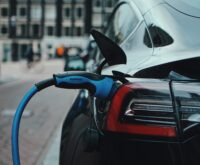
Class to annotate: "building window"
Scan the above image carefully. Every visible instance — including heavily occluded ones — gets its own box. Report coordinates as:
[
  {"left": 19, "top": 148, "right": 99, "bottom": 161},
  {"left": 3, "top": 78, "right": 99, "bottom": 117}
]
[
  {"left": 31, "top": 6, "right": 42, "bottom": 19},
  {"left": 45, "top": 6, "right": 56, "bottom": 20},
  {"left": 76, "top": 7, "right": 83, "bottom": 18},
  {"left": 47, "top": 26, "right": 54, "bottom": 36},
  {"left": 1, "top": 25, "right": 8, "bottom": 35},
  {"left": 20, "top": 24, "right": 26, "bottom": 36},
  {"left": 20, "top": 44, "right": 28, "bottom": 59},
  {"left": 107, "top": 0, "right": 113, "bottom": 8},
  {"left": 47, "top": 44, "right": 52, "bottom": 49},
  {"left": 64, "top": 7, "right": 71, "bottom": 18},
  {"left": 3, "top": 44, "right": 11, "bottom": 62},
  {"left": 32, "top": 24, "right": 40, "bottom": 37},
  {"left": 1, "top": 7, "right": 8, "bottom": 17},
  {"left": 95, "top": 0, "right": 101, "bottom": 7},
  {"left": 17, "top": 24, "right": 26, "bottom": 36},
  {"left": 105, "top": 13, "right": 111, "bottom": 21},
  {"left": 19, "top": 7, "right": 26, "bottom": 16},
  {"left": 64, "top": 27, "right": 70, "bottom": 36},
  {"left": 76, "top": 27, "right": 82, "bottom": 36}
]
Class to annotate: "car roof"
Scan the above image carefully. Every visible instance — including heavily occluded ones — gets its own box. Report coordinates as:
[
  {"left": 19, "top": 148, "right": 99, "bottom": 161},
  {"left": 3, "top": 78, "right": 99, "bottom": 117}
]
[
  {"left": 129, "top": 0, "right": 164, "bottom": 15},
  {"left": 129, "top": 0, "right": 200, "bottom": 17}
]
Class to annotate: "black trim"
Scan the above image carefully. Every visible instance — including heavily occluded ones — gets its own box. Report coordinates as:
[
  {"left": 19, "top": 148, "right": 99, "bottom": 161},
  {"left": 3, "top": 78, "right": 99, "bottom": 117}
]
[{"left": 35, "top": 78, "right": 55, "bottom": 91}]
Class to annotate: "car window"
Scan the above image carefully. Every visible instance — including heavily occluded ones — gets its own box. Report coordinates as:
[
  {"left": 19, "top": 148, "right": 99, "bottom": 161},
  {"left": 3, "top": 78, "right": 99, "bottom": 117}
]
[
  {"left": 106, "top": 3, "right": 140, "bottom": 44},
  {"left": 146, "top": 24, "right": 174, "bottom": 48}
]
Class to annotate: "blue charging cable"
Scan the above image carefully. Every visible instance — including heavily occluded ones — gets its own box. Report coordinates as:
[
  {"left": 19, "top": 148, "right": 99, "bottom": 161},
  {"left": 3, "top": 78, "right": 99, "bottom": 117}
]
[
  {"left": 12, "top": 72, "right": 118, "bottom": 165},
  {"left": 12, "top": 86, "right": 38, "bottom": 165},
  {"left": 12, "top": 78, "right": 55, "bottom": 165}
]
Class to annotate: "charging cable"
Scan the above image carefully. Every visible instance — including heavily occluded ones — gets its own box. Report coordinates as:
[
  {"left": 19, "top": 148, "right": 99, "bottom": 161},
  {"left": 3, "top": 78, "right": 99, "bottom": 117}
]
[
  {"left": 12, "top": 78, "right": 54, "bottom": 165},
  {"left": 12, "top": 72, "right": 117, "bottom": 165}
]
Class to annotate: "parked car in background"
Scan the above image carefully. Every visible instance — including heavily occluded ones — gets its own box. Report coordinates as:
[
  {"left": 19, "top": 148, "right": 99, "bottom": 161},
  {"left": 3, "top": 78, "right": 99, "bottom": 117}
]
[
  {"left": 80, "top": 40, "right": 98, "bottom": 71},
  {"left": 59, "top": 0, "right": 200, "bottom": 165},
  {"left": 64, "top": 47, "right": 85, "bottom": 71}
]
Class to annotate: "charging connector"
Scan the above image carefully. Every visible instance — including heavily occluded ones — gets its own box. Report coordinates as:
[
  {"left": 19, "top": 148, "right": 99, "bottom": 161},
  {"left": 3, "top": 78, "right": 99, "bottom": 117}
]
[{"left": 53, "top": 72, "right": 116, "bottom": 99}]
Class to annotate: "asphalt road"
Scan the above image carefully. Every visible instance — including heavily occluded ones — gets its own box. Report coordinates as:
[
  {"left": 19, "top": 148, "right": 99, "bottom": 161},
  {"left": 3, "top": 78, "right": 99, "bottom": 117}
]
[{"left": 0, "top": 60, "right": 78, "bottom": 165}]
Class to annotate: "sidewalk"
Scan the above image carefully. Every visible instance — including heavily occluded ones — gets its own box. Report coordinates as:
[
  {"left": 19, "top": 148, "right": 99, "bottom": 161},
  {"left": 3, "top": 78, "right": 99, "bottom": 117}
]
[
  {"left": 0, "top": 59, "right": 65, "bottom": 81},
  {"left": 0, "top": 76, "right": 16, "bottom": 85},
  {"left": 38, "top": 125, "right": 62, "bottom": 165}
]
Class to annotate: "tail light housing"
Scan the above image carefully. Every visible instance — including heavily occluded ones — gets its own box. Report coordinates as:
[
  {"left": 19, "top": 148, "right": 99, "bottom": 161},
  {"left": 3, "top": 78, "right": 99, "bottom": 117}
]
[{"left": 103, "top": 80, "right": 200, "bottom": 141}]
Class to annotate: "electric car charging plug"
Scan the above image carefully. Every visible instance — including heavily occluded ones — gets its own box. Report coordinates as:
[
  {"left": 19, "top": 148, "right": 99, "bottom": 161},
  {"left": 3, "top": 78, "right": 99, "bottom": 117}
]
[
  {"left": 53, "top": 71, "right": 117, "bottom": 99},
  {"left": 12, "top": 71, "right": 119, "bottom": 165}
]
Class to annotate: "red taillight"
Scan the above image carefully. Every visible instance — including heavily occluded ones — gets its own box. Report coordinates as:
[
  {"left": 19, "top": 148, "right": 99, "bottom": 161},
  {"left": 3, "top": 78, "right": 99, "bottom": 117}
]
[{"left": 104, "top": 83, "right": 177, "bottom": 137}]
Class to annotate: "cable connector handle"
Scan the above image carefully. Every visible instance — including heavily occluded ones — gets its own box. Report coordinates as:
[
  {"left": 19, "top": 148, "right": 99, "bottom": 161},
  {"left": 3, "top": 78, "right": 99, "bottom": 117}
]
[{"left": 53, "top": 71, "right": 115, "bottom": 99}]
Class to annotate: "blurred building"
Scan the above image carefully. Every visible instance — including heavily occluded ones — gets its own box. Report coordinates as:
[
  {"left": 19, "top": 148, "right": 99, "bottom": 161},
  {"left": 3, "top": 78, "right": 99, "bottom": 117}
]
[{"left": 0, "top": 0, "right": 118, "bottom": 61}]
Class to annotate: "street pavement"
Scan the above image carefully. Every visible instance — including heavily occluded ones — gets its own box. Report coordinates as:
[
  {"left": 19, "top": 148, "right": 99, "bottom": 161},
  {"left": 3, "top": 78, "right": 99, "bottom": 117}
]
[{"left": 0, "top": 60, "right": 78, "bottom": 165}]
